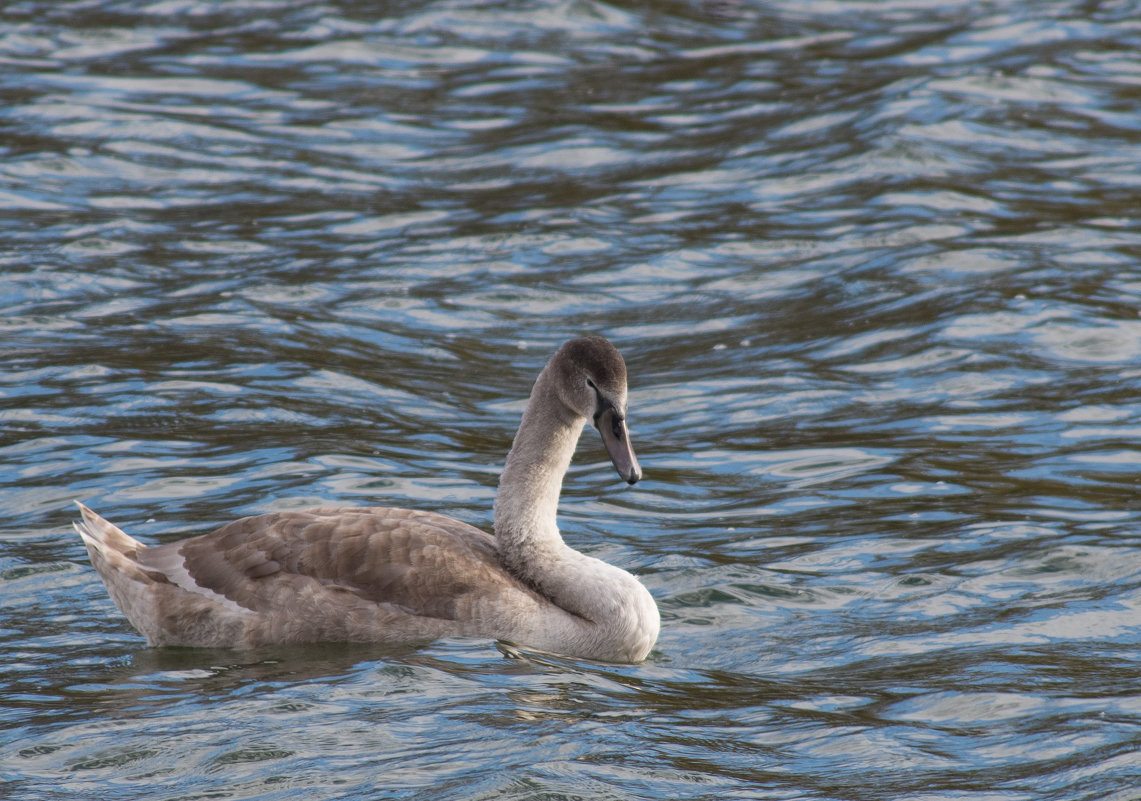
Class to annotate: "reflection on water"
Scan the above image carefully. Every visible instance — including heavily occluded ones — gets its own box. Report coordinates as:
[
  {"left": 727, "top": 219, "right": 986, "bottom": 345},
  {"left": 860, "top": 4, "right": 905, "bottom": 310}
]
[{"left": 4, "top": 0, "right": 1141, "bottom": 799}]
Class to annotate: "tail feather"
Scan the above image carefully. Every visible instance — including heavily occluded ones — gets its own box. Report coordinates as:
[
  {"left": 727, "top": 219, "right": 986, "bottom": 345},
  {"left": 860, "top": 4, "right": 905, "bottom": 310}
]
[
  {"left": 74, "top": 501, "right": 161, "bottom": 643},
  {"left": 74, "top": 501, "right": 144, "bottom": 558},
  {"left": 74, "top": 501, "right": 154, "bottom": 584}
]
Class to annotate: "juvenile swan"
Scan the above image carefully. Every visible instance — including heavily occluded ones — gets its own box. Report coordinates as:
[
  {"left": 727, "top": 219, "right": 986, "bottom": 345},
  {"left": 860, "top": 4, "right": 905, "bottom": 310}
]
[{"left": 75, "top": 337, "right": 659, "bottom": 663}]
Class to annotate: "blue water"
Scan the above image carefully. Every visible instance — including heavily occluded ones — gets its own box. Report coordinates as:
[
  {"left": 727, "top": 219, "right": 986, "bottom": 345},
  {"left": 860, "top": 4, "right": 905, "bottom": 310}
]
[{"left": 4, "top": 1, "right": 1141, "bottom": 798}]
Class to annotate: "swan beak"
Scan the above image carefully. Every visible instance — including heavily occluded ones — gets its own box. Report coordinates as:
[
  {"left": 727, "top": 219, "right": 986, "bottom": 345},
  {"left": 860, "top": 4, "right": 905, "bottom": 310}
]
[{"left": 596, "top": 407, "right": 642, "bottom": 485}]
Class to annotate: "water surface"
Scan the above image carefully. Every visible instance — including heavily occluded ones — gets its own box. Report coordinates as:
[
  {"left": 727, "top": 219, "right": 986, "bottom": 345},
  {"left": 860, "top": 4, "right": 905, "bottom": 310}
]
[{"left": 3, "top": 1, "right": 1141, "bottom": 799}]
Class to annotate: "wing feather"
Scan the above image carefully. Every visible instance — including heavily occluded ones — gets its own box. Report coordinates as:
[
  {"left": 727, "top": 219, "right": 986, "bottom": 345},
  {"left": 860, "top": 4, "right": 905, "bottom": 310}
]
[{"left": 139, "top": 506, "right": 541, "bottom": 625}]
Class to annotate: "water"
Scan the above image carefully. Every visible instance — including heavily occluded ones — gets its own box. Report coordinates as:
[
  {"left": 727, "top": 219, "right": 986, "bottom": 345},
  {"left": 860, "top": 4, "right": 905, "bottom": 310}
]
[{"left": 3, "top": 0, "right": 1141, "bottom": 798}]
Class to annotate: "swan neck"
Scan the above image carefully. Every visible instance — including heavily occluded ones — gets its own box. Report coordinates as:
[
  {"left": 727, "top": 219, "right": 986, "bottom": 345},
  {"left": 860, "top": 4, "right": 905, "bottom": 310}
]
[
  {"left": 494, "top": 367, "right": 583, "bottom": 568},
  {"left": 491, "top": 347, "right": 660, "bottom": 661}
]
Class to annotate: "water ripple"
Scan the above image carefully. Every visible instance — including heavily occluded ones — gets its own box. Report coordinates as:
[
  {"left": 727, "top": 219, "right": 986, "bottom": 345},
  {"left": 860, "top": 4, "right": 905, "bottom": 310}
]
[{"left": 3, "top": 0, "right": 1141, "bottom": 799}]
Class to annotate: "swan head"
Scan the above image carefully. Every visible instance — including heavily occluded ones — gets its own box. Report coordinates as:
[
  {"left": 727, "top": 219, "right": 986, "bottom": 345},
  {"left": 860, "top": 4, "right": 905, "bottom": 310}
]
[{"left": 553, "top": 337, "right": 642, "bottom": 485}]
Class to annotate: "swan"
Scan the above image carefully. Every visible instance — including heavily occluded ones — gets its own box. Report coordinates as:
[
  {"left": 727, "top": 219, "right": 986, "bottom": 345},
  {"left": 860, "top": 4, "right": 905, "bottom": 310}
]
[{"left": 74, "top": 336, "right": 659, "bottom": 663}]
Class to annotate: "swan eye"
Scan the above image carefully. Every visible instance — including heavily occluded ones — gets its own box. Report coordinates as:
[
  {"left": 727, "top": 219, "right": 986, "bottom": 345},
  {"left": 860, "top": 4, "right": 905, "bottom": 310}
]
[
  {"left": 587, "top": 378, "right": 602, "bottom": 408},
  {"left": 611, "top": 415, "right": 624, "bottom": 439}
]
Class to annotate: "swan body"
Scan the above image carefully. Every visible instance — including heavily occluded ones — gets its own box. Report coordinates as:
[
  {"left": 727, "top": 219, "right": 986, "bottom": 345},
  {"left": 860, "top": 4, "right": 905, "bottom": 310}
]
[{"left": 75, "top": 337, "right": 659, "bottom": 663}]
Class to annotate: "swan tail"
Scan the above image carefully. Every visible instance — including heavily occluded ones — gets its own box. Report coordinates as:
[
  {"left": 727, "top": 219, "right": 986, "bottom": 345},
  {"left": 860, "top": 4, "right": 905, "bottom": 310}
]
[{"left": 74, "top": 502, "right": 162, "bottom": 643}]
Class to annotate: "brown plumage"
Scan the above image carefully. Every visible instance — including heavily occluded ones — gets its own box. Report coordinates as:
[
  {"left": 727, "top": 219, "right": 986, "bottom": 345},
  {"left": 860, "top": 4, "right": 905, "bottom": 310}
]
[{"left": 75, "top": 337, "right": 660, "bottom": 663}]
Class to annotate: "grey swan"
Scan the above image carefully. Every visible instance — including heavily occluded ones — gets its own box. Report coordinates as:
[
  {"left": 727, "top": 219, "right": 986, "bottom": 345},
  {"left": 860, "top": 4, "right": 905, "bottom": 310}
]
[{"left": 75, "top": 337, "right": 659, "bottom": 663}]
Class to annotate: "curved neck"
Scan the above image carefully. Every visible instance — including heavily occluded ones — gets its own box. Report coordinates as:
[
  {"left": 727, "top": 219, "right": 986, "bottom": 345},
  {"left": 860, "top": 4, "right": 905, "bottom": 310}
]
[
  {"left": 490, "top": 352, "right": 660, "bottom": 661},
  {"left": 493, "top": 366, "right": 584, "bottom": 576}
]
